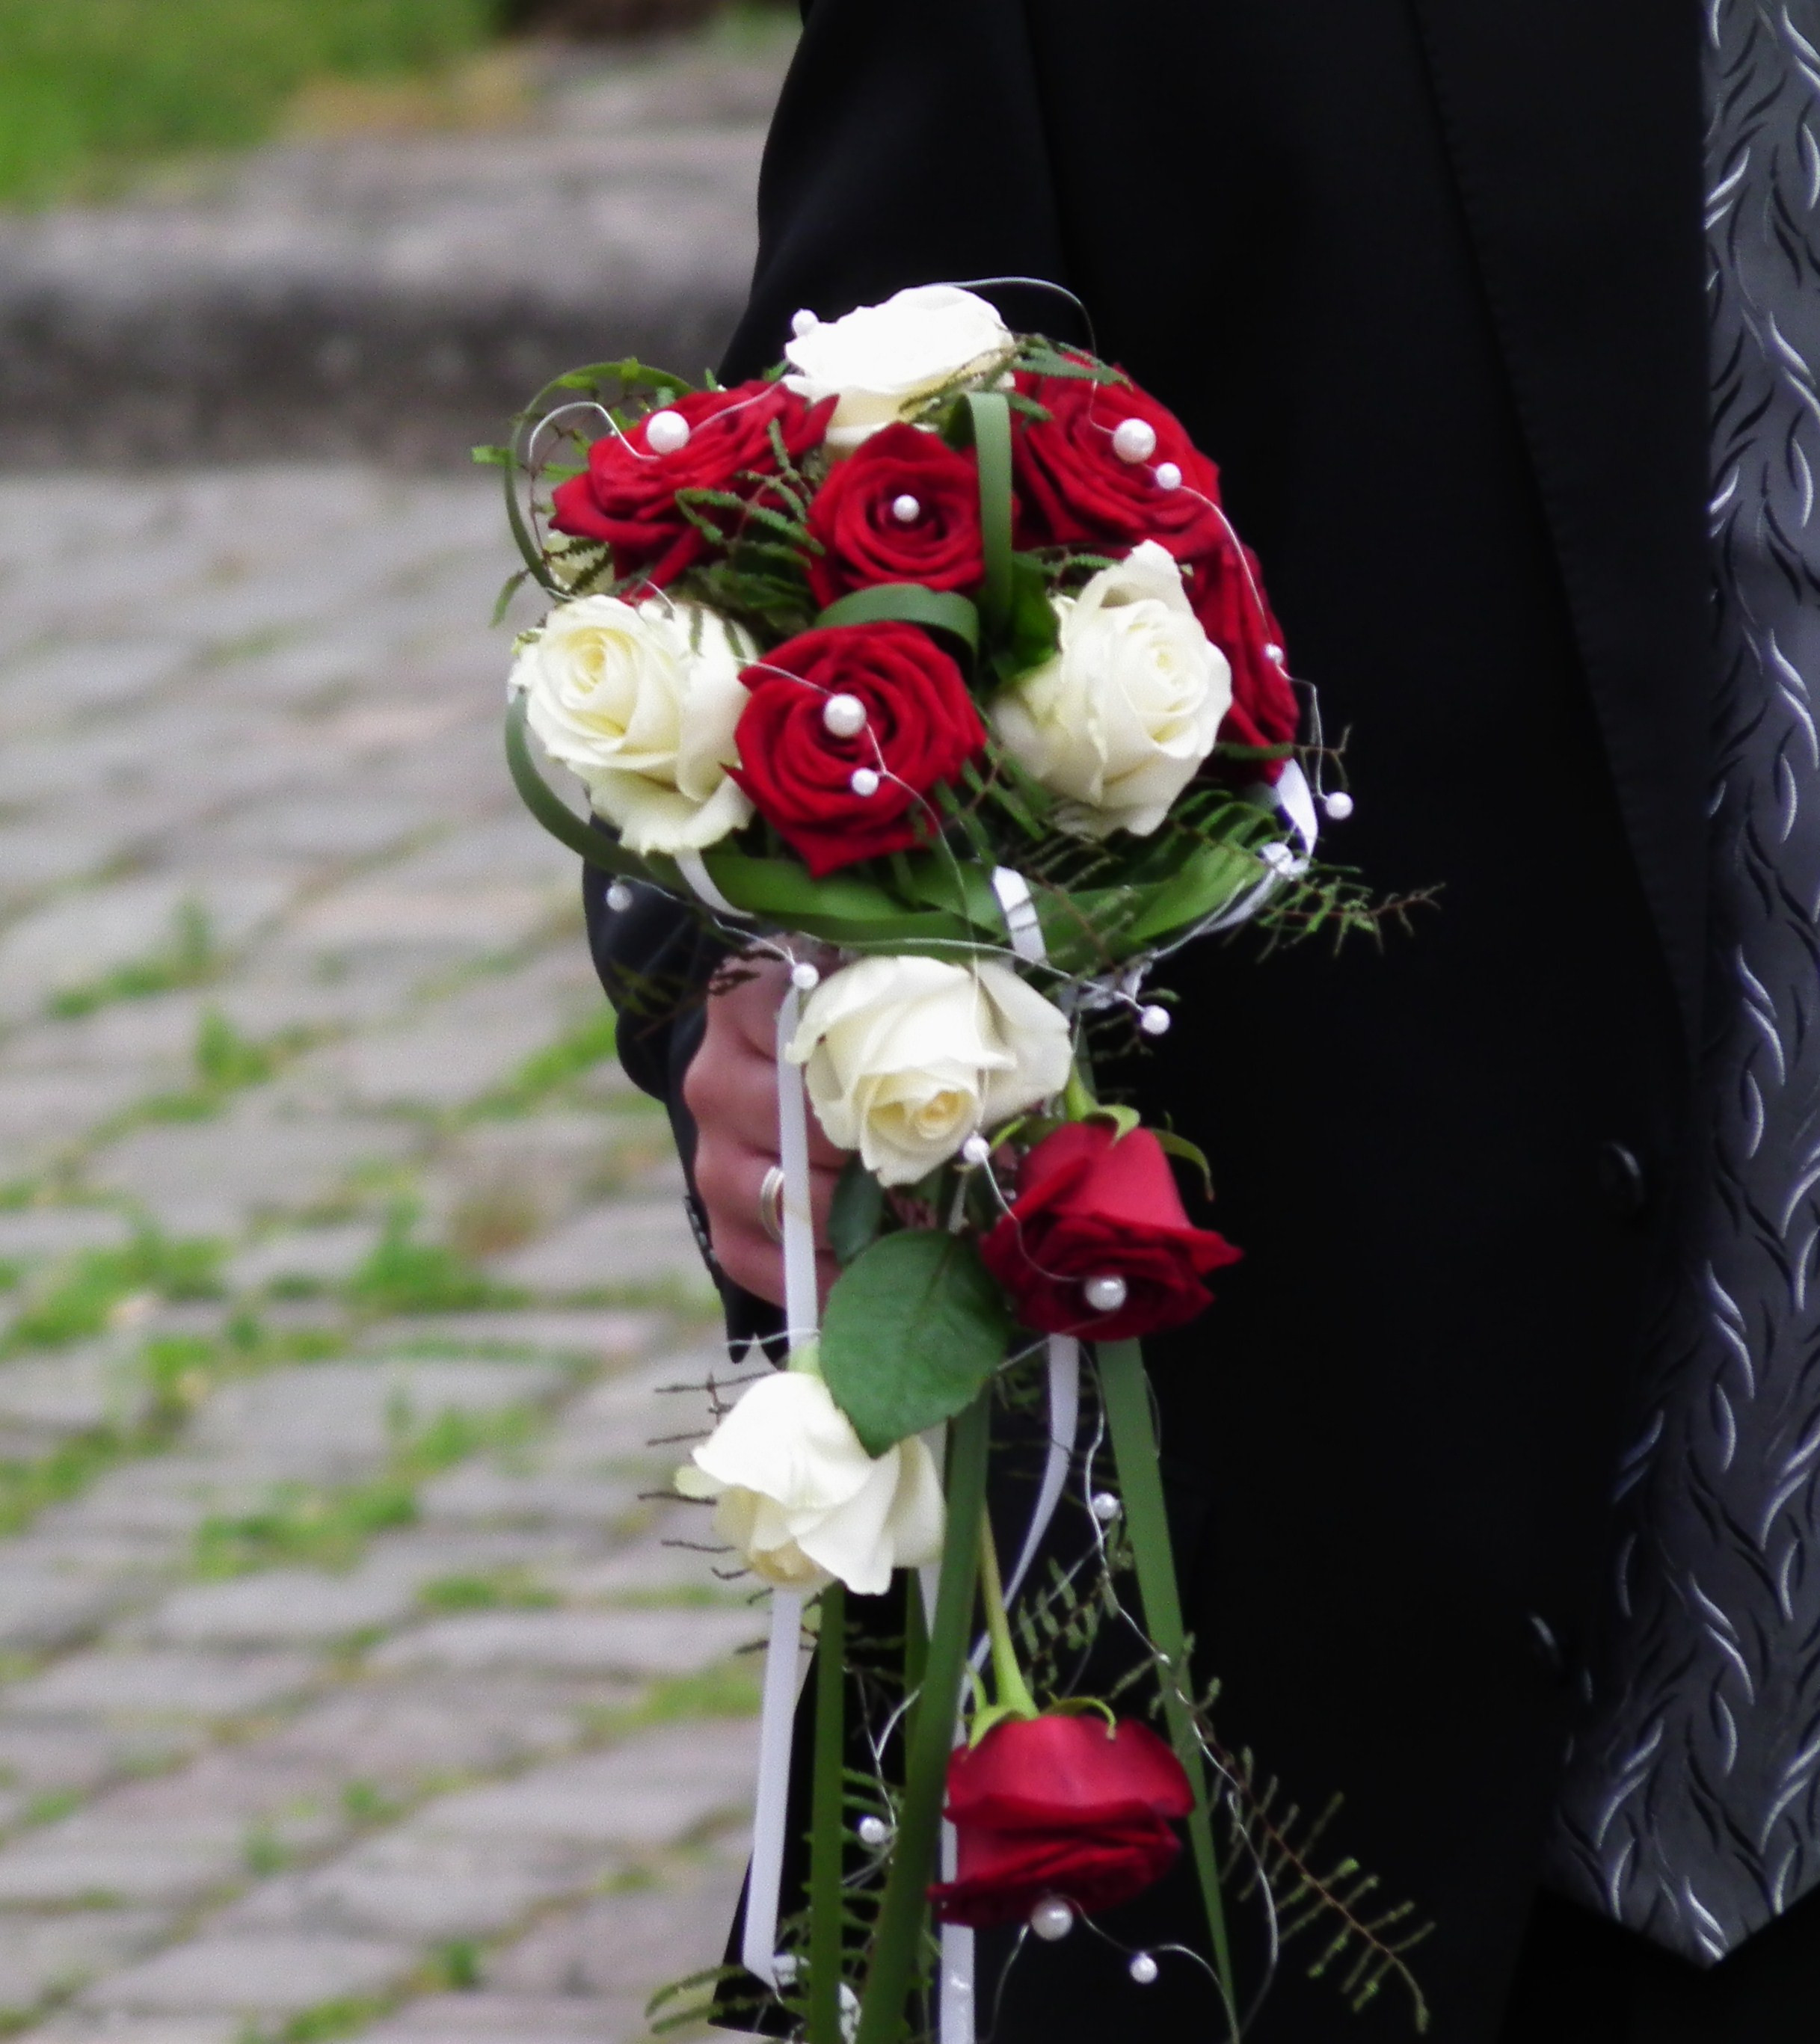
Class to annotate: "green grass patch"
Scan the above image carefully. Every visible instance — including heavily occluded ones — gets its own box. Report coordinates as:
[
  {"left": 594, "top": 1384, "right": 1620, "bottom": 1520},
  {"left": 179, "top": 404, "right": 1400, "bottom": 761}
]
[
  {"left": 581, "top": 1658, "right": 763, "bottom": 1743},
  {"left": 46, "top": 902, "right": 219, "bottom": 1020},
  {"left": 271, "top": 1995, "right": 392, "bottom": 2044},
  {"left": 137, "top": 1008, "right": 313, "bottom": 1124},
  {"left": 474, "top": 1005, "right": 618, "bottom": 1115},
  {"left": 193, "top": 1401, "right": 539, "bottom": 1577},
  {"left": 2, "top": 1232, "right": 222, "bottom": 1354},
  {"left": 0, "top": 0, "right": 500, "bottom": 209},
  {"left": 418, "top": 1567, "right": 559, "bottom": 1613},
  {"left": 344, "top": 1204, "right": 525, "bottom": 1317}
]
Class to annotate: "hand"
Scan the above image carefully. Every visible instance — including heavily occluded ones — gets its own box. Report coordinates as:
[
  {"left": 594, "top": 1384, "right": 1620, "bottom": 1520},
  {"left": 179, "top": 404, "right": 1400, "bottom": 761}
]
[{"left": 682, "top": 957, "right": 849, "bottom": 1309}]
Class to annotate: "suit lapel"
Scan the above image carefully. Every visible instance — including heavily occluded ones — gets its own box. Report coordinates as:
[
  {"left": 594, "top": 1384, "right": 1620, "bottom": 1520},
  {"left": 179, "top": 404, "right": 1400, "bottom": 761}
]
[{"left": 1407, "top": 0, "right": 1710, "bottom": 1046}]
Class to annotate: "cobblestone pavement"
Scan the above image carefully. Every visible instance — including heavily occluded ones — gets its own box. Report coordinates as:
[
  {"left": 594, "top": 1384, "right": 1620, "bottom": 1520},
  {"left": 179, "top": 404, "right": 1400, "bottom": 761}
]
[{"left": 0, "top": 468, "right": 757, "bottom": 2043}]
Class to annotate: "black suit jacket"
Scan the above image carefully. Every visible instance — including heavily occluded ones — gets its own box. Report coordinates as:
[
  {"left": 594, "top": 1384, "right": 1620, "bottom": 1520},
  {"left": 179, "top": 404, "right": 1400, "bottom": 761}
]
[{"left": 585, "top": 2, "right": 1709, "bottom": 2037}]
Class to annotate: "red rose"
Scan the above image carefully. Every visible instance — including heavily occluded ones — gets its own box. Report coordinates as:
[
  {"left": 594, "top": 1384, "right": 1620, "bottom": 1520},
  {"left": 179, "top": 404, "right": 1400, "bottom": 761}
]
[
  {"left": 730, "top": 623, "right": 986, "bottom": 876},
  {"left": 550, "top": 381, "right": 832, "bottom": 589},
  {"left": 1186, "top": 532, "right": 1300, "bottom": 780},
  {"left": 805, "top": 422, "right": 984, "bottom": 610},
  {"left": 980, "top": 1121, "right": 1241, "bottom": 1340},
  {"left": 1012, "top": 369, "right": 1225, "bottom": 563},
  {"left": 929, "top": 1714, "right": 1194, "bottom": 1928}
]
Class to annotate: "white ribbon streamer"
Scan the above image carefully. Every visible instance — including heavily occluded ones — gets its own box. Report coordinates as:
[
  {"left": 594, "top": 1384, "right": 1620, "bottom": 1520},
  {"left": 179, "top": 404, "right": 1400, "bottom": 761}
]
[
  {"left": 741, "top": 979, "right": 821, "bottom": 1991},
  {"left": 989, "top": 866, "right": 1048, "bottom": 964},
  {"left": 1002, "top": 1335, "right": 1081, "bottom": 1609},
  {"left": 743, "top": 1584, "right": 805, "bottom": 1990}
]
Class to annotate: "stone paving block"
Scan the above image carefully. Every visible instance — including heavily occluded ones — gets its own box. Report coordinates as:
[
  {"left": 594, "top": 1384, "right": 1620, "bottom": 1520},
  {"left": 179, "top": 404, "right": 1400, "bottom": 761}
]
[
  {"left": 186, "top": 1358, "right": 566, "bottom": 1477},
  {"left": 368, "top": 1608, "right": 759, "bottom": 1681},
  {"left": 0, "top": 878, "right": 292, "bottom": 1025},
  {"left": 143, "top": 1572, "right": 417, "bottom": 1649},
  {"left": 0, "top": 1817, "right": 245, "bottom": 1908},
  {"left": 485, "top": 1859, "right": 746, "bottom": 2001},
  {"left": 4, "top": 1649, "right": 316, "bottom": 1721},
  {"left": 488, "top": 1202, "right": 710, "bottom": 1302},
  {"left": 259, "top": 1674, "right": 595, "bottom": 1788},
  {"left": 411, "top": 1721, "right": 760, "bottom": 1853},
  {"left": 276, "top": 885, "right": 558, "bottom": 962},
  {"left": 218, "top": 1831, "right": 600, "bottom": 1944},
  {"left": 0, "top": 1074, "right": 153, "bottom": 1163},
  {"left": 0, "top": 1912, "right": 173, "bottom": 2013},
  {"left": 0, "top": 1211, "right": 132, "bottom": 1263},
  {"left": 85, "top": 1109, "right": 418, "bottom": 1237},
  {"left": 412, "top": 1465, "right": 640, "bottom": 1533},
  {"left": 360, "top": 1993, "right": 627, "bottom": 2044},
  {"left": 0, "top": 1723, "right": 147, "bottom": 1797},
  {"left": 559, "top": 1358, "right": 725, "bottom": 1465},
  {"left": 223, "top": 1225, "right": 379, "bottom": 1294},
  {"left": 24, "top": 2017, "right": 244, "bottom": 2044},
  {"left": 81, "top": 1932, "right": 416, "bottom": 2017},
  {"left": 0, "top": 1575, "right": 132, "bottom": 1655},
  {"left": 354, "top": 1311, "right": 659, "bottom": 1364},
  {"left": 0, "top": 1350, "right": 152, "bottom": 1441}
]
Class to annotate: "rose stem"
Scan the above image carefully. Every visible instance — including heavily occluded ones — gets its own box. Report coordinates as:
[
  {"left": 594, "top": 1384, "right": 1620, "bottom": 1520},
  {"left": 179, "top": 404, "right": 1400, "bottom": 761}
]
[
  {"left": 977, "top": 1516, "right": 1039, "bottom": 1723},
  {"left": 854, "top": 1391, "right": 990, "bottom": 2044},
  {"left": 808, "top": 1580, "right": 846, "bottom": 2044},
  {"left": 1061, "top": 1058, "right": 1098, "bottom": 1123},
  {"left": 1098, "top": 1339, "right": 1238, "bottom": 2026}
]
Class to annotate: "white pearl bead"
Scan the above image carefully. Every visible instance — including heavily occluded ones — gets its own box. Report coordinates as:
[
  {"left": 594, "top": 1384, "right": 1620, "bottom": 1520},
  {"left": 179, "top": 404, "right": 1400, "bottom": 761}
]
[
  {"left": 791, "top": 308, "right": 821, "bottom": 336},
  {"left": 822, "top": 693, "right": 867, "bottom": 739},
  {"left": 1263, "top": 642, "right": 1285, "bottom": 664},
  {"left": 1029, "top": 1897, "right": 1075, "bottom": 1942},
  {"left": 1091, "top": 1492, "right": 1122, "bottom": 1523},
  {"left": 1083, "top": 1274, "right": 1128, "bottom": 1314},
  {"left": 849, "top": 768, "right": 881, "bottom": 798},
  {"left": 604, "top": 881, "right": 634, "bottom": 912},
  {"left": 891, "top": 493, "right": 922, "bottom": 524},
  {"left": 857, "top": 1815, "right": 890, "bottom": 1847},
  {"left": 1128, "top": 1953, "right": 1160, "bottom": 1986},
  {"left": 1323, "top": 789, "right": 1354, "bottom": 821},
  {"left": 790, "top": 961, "right": 821, "bottom": 991},
  {"left": 1138, "top": 1005, "right": 1171, "bottom": 1036},
  {"left": 961, "top": 1134, "right": 992, "bottom": 1166},
  {"left": 1111, "top": 417, "right": 1159, "bottom": 464},
  {"left": 1152, "top": 461, "right": 1183, "bottom": 491},
  {"left": 644, "top": 409, "right": 690, "bottom": 455}
]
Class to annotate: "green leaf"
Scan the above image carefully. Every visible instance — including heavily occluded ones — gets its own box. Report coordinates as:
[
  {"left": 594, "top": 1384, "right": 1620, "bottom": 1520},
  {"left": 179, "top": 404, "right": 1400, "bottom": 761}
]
[
  {"left": 470, "top": 443, "right": 510, "bottom": 468},
  {"left": 828, "top": 1159, "right": 886, "bottom": 1267},
  {"left": 988, "top": 552, "right": 1062, "bottom": 686},
  {"left": 820, "top": 1233, "right": 1012, "bottom": 1456},
  {"left": 1152, "top": 1127, "right": 1214, "bottom": 1199}
]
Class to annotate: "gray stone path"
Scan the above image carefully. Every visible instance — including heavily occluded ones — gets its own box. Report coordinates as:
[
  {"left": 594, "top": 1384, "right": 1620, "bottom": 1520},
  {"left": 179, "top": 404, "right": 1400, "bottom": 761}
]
[{"left": 0, "top": 467, "right": 757, "bottom": 2042}]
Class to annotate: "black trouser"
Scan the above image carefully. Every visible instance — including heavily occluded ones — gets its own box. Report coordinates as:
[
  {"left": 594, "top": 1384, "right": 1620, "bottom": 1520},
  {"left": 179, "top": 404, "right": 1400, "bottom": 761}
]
[{"left": 1499, "top": 1888, "right": 1820, "bottom": 2043}]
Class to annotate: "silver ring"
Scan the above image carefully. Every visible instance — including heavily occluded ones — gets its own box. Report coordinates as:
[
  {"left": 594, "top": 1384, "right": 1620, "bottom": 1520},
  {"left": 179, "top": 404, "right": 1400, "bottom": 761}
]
[{"left": 758, "top": 1165, "right": 787, "bottom": 1246}]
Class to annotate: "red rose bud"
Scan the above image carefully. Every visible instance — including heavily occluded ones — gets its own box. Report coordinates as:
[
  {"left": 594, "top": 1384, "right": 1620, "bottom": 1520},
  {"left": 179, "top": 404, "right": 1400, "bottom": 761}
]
[
  {"left": 731, "top": 623, "right": 986, "bottom": 877},
  {"left": 1012, "top": 369, "right": 1226, "bottom": 564},
  {"left": 1185, "top": 531, "right": 1299, "bottom": 783},
  {"left": 805, "top": 421, "right": 985, "bottom": 611},
  {"left": 980, "top": 1121, "right": 1241, "bottom": 1340},
  {"left": 929, "top": 1714, "right": 1195, "bottom": 1929},
  {"left": 550, "top": 381, "right": 832, "bottom": 589}
]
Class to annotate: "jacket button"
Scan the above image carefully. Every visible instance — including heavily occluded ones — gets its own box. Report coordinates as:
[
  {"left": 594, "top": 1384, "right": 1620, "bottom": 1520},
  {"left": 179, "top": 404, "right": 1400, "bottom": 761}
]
[{"left": 1596, "top": 1141, "right": 1647, "bottom": 1219}]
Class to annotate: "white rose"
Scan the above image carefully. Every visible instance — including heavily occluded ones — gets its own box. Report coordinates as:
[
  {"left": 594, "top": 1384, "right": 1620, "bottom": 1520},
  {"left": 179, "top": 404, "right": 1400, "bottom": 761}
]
[
  {"left": 510, "top": 595, "right": 754, "bottom": 857},
  {"left": 786, "top": 955, "right": 1073, "bottom": 1186},
  {"left": 783, "top": 285, "right": 1013, "bottom": 451},
  {"left": 674, "top": 1369, "right": 944, "bottom": 1595},
  {"left": 989, "top": 541, "right": 1233, "bottom": 838}
]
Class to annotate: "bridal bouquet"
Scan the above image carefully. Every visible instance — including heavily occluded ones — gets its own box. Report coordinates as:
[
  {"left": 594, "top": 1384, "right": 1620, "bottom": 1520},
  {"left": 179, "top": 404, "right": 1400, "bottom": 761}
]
[{"left": 485, "top": 286, "right": 1424, "bottom": 2042}]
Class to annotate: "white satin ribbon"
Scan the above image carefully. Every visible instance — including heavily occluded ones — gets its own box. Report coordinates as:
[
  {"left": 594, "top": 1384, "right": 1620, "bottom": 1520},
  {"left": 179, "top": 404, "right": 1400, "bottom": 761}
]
[
  {"left": 989, "top": 867, "right": 1047, "bottom": 964},
  {"left": 1002, "top": 1335, "right": 1080, "bottom": 1609},
  {"left": 742, "top": 979, "right": 820, "bottom": 1991}
]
